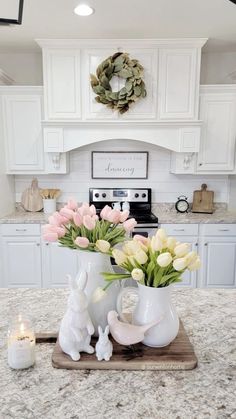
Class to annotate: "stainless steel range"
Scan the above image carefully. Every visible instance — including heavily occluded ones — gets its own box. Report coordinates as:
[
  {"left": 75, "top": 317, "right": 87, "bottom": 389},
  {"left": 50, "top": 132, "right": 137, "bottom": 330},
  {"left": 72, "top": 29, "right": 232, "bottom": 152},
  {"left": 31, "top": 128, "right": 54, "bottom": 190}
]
[{"left": 89, "top": 188, "right": 159, "bottom": 237}]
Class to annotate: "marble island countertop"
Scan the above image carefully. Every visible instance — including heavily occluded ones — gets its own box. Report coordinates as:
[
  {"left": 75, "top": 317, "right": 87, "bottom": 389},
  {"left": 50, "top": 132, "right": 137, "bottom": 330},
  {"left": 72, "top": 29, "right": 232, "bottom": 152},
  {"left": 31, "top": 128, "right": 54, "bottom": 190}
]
[
  {"left": 1, "top": 203, "right": 236, "bottom": 225},
  {"left": 0, "top": 288, "right": 235, "bottom": 419}
]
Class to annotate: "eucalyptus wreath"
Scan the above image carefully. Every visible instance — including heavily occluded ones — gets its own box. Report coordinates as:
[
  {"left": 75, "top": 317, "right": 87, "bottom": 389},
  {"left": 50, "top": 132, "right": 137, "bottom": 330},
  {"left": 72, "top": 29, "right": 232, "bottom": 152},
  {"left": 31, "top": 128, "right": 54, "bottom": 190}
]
[{"left": 90, "top": 52, "right": 147, "bottom": 114}]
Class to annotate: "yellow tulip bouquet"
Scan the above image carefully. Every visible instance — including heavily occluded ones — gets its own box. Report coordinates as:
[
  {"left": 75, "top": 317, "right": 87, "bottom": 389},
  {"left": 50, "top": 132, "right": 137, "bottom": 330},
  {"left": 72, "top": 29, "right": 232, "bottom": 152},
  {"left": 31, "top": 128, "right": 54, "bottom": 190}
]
[{"left": 103, "top": 228, "right": 201, "bottom": 288}]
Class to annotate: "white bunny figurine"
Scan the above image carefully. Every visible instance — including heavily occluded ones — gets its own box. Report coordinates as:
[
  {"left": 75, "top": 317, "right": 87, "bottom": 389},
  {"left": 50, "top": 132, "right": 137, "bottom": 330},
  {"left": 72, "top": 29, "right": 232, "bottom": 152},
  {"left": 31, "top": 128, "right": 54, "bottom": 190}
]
[
  {"left": 59, "top": 271, "right": 95, "bottom": 361},
  {"left": 95, "top": 325, "right": 113, "bottom": 361}
]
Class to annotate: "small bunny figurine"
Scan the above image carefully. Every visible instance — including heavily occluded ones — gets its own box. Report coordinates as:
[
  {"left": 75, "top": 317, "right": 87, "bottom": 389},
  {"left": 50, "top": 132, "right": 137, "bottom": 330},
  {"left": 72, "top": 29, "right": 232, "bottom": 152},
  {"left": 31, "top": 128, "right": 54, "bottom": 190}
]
[
  {"left": 95, "top": 325, "right": 113, "bottom": 361},
  {"left": 59, "top": 271, "right": 95, "bottom": 361}
]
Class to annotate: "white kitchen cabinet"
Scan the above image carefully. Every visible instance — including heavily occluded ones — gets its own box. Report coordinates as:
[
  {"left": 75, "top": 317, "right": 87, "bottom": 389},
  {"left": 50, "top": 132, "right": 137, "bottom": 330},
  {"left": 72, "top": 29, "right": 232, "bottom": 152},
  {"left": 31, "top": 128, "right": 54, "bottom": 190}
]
[
  {"left": 200, "top": 237, "right": 236, "bottom": 288},
  {"left": 1, "top": 236, "right": 42, "bottom": 288},
  {"left": 42, "top": 242, "right": 78, "bottom": 287},
  {"left": 158, "top": 47, "right": 201, "bottom": 120},
  {"left": 197, "top": 86, "right": 236, "bottom": 172},
  {"left": 199, "top": 224, "right": 236, "bottom": 287},
  {"left": 2, "top": 89, "right": 44, "bottom": 173},
  {"left": 42, "top": 48, "right": 81, "bottom": 120}
]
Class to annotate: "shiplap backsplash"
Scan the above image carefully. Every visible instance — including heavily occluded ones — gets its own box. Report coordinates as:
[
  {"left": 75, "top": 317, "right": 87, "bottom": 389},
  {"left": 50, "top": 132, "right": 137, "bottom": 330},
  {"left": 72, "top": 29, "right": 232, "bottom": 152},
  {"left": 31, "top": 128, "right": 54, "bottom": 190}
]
[{"left": 15, "top": 140, "right": 229, "bottom": 203}]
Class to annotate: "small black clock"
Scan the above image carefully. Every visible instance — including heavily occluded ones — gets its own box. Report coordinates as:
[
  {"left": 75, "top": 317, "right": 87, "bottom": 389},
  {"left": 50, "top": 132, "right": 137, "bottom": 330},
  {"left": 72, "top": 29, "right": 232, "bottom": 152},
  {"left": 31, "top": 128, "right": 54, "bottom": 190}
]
[{"left": 175, "top": 195, "right": 189, "bottom": 213}]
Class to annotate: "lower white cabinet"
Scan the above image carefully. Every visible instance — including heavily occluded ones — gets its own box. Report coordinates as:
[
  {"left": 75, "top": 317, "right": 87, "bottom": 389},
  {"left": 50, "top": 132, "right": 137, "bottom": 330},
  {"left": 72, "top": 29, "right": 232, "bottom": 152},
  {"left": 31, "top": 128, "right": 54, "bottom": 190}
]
[
  {"left": 42, "top": 242, "right": 78, "bottom": 287},
  {"left": 1, "top": 222, "right": 236, "bottom": 288},
  {"left": 1, "top": 236, "right": 42, "bottom": 288}
]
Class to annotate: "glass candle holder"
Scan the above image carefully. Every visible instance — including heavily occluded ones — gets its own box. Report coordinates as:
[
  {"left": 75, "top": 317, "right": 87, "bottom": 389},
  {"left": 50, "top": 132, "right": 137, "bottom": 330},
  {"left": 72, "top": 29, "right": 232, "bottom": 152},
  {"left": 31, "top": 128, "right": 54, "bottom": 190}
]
[{"left": 8, "top": 315, "right": 35, "bottom": 369}]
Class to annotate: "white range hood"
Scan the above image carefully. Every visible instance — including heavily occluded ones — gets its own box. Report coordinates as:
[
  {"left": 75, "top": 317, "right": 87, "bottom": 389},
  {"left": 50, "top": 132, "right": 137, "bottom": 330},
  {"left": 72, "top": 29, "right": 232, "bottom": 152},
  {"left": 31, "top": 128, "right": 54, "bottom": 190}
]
[{"left": 36, "top": 38, "right": 207, "bottom": 160}]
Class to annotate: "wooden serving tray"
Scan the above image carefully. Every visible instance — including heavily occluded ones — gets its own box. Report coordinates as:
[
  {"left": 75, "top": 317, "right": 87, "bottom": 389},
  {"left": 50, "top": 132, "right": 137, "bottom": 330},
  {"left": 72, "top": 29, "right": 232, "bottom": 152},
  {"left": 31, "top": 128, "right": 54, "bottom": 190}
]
[{"left": 51, "top": 321, "right": 197, "bottom": 371}]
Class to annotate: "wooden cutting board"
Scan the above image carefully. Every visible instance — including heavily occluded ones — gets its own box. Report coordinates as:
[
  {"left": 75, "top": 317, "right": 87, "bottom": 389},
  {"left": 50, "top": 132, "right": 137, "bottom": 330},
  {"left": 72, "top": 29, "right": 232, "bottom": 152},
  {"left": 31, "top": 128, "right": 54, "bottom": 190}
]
[
  {"left": 51, "top": 321, "right": 197, "bottom": 371},
  {"left": 192, "top": 184, "right": 214, "bottom": 214}
]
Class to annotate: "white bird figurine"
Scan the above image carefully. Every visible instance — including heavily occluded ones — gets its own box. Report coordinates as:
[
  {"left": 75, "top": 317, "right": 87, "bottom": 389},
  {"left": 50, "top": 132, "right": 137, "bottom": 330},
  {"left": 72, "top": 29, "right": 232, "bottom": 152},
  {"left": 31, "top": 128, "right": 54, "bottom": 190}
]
[{"left": 107, "top": 310, "right": 162, "bottom": 346}]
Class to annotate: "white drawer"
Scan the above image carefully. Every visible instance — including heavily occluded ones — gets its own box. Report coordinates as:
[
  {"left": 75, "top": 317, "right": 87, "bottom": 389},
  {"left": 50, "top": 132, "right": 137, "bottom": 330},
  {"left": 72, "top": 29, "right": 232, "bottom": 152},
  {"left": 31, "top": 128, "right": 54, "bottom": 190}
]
[
  {"left": 1, "top": 223, "right": 41, "bottom": 236},
  {"left": 200, "top": 224, "right": 236, "bottom": 236},
  {"left": 161, "top": 224, "right": 199, "bottom": 236}
]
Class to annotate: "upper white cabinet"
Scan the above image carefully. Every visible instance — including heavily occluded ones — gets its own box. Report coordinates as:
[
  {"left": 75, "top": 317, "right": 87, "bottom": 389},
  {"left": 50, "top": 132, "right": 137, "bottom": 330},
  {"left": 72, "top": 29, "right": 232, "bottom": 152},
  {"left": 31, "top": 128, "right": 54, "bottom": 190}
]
[
  {"left": 42, "top": 48, "right": 81, "bottom": 120},
  {"left": 2, "top": 87, "right": 44, "bottom": 173},
  {"left": 158, "top": 47, "right": 201, "bottom": 120},
  {"left": 197, "top": 86, "right": 236, "bottom": 172},
  {"left": 37, "top": 39, "right": 206, "bottom": 123}
]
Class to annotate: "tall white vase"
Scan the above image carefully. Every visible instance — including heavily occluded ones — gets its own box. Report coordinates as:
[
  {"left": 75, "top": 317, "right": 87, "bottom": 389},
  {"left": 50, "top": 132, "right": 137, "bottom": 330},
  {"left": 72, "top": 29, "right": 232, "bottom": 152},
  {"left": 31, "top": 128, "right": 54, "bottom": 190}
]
[
  {"left": 77, "top": 250, "right": 120, "bottom": 335},
  {"left": 117, "top": 283, "right": 179, "bottom": 347}
]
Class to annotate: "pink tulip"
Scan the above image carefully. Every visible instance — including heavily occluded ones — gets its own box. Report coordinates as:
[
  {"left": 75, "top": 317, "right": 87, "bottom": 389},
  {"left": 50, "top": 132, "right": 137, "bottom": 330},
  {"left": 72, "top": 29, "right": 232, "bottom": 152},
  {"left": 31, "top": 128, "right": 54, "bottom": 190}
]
[
  {"left": 48, "top": 212, "right": 68, "bottom": 226},
  {"left": 74, "top": 236, "right": 90, "bottom": 248},
  {"left": 83, "top": 215, "right": 96, "bottom": 230},
  {"left": 123, "top": 218, "right": 137, "bottom": 232},
  {"left": 42, "top": 224, "right": 56, "bottom": 233},
  {"left": 73, "top": 212, "right": 83, "bottom": 227},
  {"left": 92, "top": 214, "right": 99, "bottom": 221},
  {"left": 108, "top": 209, "right": 121, "bottom": 224},
  {"left": 55, "top": 226, "right": 66, "bottom": 238},
  {"left": 100, "top": 205, "right": 112, "bottom": 220},
  {"left": 89, "top": 204, "right": 96, "bottom": 216},
  {"left": 66, "top": 199, "right": 78, "bottom": 211},
  {"left": 78, "top": 203, "right": 91, "bottom": 217},
  {"left": 120, "top": 210, "right": 129, "bottom": 223},
  {"left": 43, "top": 232, "right": 58, "bottom": 242},
  {"left": 59, "top": 207, "right": 74, "bottom": 220},
  {"left": 133, "top": 234, "right": 149, "bottom": 245}
]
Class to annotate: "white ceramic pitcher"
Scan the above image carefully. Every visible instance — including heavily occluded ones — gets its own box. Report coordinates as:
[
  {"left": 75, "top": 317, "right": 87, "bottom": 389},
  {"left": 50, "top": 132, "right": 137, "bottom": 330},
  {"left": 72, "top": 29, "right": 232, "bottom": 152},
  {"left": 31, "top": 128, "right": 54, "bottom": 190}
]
[{"left": 116, "top": 283, "right": 179, "bottom": 347}]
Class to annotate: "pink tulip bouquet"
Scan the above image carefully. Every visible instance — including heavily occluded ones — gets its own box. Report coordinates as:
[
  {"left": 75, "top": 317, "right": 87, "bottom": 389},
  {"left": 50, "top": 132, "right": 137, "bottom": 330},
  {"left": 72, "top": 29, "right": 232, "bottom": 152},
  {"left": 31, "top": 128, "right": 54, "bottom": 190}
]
[
  {"left": 42, "top": 199, "right": 137, "bottom": 253},
  {"left": 102, "top": 228, "right": 201, "bottom": 288}
]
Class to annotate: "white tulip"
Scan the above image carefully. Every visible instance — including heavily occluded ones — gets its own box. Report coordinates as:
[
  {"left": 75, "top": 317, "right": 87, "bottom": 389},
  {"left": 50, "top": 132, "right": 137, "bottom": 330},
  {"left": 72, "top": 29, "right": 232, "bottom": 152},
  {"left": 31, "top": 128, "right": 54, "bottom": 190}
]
[
  {"left": 151, "top": 235, "right": 163, "bottom": 252},
  {"left": 173, "top": 257, "right": 188, "bottom": 271},
  {"left": 157, "top": 252, "right": 173, "bottom": 268},
  {"left": 123, "top": 240, "right": 141, "bottom": 256},
  {"left": 96, "top": 239, "right": 111, "bottom": 253},
  {"left": 188, "top": 257, "right": 201, "bottom": 271},
  {"left": 92, "top": 287, "right": 107, "bottom": 303},
  {"left": 166, "top": 237, "right": 177, "bottom": 251},
  {"left": 185, "top": 251, "right": 198, "bottom": 266},
  {"left": 112, "top": 249, "right": 127, "bottom": 265},
  {"left": 174, "top": 243, "right": 191, "bottom": 258},
  {"left": 134, "top": 250, "right": 148, "bottom": 264},
  {"left": 156, "top": 228, "right": 167, "bottom": 241},
  {"left": 131, "top": 268, "right": 145, "bottom": 282}
]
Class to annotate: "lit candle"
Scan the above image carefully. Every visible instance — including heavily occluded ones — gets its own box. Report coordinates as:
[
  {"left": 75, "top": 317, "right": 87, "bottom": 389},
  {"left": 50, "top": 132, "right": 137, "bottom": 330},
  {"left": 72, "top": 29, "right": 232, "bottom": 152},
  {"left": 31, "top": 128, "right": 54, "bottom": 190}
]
[{"left": 8, "top": 315, "right": 35, "bottom": 369}]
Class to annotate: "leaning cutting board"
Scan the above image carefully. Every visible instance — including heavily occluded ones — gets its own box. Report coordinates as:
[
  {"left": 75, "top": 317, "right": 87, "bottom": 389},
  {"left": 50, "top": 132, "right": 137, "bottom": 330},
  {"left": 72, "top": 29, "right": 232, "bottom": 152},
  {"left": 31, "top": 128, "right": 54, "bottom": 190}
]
[
  {"left": 21, "top": 178, "right": 43, "bottom": 212},
  {"left": 192, "top": 184, "right": 214, "bottom": 214}
]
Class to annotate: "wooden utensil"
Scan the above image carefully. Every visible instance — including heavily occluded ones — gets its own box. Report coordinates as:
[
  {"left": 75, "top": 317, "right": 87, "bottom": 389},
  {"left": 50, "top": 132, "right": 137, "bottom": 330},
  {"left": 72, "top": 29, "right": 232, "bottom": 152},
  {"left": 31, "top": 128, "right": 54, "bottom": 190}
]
[{"left": 192, "top": 184, "right": 214, "bottom": 214}]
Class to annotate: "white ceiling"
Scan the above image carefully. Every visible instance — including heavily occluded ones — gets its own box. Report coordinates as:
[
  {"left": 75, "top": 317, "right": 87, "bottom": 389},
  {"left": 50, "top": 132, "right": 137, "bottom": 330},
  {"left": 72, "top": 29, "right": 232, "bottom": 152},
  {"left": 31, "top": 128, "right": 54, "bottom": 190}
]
[{"left": 0, "top": 0, "right": 236, "bottom": 52}]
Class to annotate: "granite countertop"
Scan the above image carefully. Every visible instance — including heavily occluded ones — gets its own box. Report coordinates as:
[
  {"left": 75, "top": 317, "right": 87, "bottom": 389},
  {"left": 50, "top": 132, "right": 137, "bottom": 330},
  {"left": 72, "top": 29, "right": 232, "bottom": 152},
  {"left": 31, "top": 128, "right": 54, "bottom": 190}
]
[
  {"left": 0, "top": 288, "right": 235, "bottom": 419},
  {"left": 1, "top": 203, "right": 236, "bottom": 225}
]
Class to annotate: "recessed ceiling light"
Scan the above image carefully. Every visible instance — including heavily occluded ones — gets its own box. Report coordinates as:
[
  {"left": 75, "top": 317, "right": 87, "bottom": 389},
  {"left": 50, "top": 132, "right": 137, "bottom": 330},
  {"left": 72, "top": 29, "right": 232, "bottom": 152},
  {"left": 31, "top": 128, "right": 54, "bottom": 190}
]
[{"left": 74, "top": 4, "right": 94, "bottom": 16}]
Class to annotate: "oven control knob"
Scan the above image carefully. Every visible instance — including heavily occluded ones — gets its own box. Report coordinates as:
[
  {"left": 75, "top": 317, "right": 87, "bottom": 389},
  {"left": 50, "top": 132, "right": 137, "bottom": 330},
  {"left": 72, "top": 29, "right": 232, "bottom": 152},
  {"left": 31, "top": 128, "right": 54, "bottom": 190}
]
[
  {"left": 142, "top": 193, "right": 146, "bottom": 198},
  {"left": 135, "top": 193, "right": 139, "bottom": 198},
  {"left": 102, "top": 193, "right": 106, "bottom": 198},
  {"left": 95, "top": 193, "right": 99, "bottom": 198}
]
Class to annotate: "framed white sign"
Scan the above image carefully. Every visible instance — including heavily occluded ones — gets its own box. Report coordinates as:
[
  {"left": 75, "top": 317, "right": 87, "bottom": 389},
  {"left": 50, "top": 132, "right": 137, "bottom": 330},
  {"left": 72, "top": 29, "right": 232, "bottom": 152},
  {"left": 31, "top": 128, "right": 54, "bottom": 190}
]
[{"left": 92, "top": 151, "right": 148, "bottom": 179}]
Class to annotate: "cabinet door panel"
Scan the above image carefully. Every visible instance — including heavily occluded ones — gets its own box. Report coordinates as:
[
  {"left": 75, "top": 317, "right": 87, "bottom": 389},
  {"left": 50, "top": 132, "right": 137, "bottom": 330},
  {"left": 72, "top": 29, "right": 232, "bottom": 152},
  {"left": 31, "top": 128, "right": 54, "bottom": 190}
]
[
  {"left": 83, "top": 48, "right": 158, "bottom": 120},
  {"left": 197, "top": 93, "right": 236, "bottom": 171},
  {"left": 42, "top": 242, "right": 78, "bottom": 287},
  {"left": 3, "top": 95, "right": 44, "bottom": 172},
  {"left": 44, "top": 49, "right": 81, "bottom": 119},
  {"left": 158, "top": 48, "right": 199, "bottom": 119},
  {"left": 202, "top": 240, "right": 236, "bottom": 287},
  {"left": 2, "top": 237, "right": 41, "bottom": 287}
]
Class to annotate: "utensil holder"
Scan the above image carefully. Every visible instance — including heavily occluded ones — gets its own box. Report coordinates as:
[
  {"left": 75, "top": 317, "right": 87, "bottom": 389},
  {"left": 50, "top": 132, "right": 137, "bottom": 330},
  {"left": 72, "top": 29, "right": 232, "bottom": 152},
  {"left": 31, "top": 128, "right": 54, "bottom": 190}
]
[{"left": 43, "top": 199, "right": 56, "bottom": 214}]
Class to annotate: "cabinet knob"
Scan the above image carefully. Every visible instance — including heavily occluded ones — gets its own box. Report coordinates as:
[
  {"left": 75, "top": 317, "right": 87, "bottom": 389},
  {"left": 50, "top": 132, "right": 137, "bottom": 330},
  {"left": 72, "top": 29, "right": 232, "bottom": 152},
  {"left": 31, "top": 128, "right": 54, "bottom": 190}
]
[
  {"left": 195, "top": 243, "right": 198, "bottom": 247},
  {"left": 204, "top": 242, "right": 208, "bottom": 246},
  {"left": 198, "top": 163, "right": 203, "bottom": 166},
  {"left": 36, "top": 243, "right": 40, "bottom": 246},
  {"left": 45, "top": 242, "right": 49, "bottom": 246}
]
